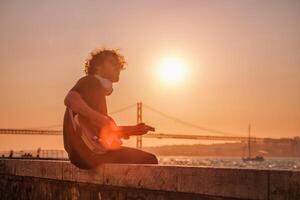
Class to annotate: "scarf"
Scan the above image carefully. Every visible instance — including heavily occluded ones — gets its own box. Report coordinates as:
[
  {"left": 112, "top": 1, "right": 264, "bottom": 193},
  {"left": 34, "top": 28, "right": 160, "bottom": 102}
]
[{"left": 93, "top": 74, "right": 113, "bottom": 96}]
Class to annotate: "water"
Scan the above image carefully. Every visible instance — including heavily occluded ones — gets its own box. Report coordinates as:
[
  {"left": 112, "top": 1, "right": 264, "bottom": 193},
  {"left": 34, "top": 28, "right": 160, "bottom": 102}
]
[
  {"left": 158, "top": 156, "right": 300, "bottom": 170},
  {"left": 1, "top": 150, "right": 299, "bottom": 171}
]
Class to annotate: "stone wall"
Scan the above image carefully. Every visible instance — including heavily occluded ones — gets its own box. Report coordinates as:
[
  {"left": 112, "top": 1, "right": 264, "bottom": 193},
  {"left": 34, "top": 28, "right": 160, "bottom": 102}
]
[{"left": 0, "top": 159, "right": 299, "bottom": 200}]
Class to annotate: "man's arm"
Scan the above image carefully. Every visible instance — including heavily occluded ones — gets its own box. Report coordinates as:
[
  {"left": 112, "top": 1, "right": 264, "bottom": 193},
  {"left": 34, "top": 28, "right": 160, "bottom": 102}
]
[
  {"left": 107, "top": 116, "right": 154, "bottom": 138},
  {"left": 64, "top": 90, "right": 110, "bottom": 128}
]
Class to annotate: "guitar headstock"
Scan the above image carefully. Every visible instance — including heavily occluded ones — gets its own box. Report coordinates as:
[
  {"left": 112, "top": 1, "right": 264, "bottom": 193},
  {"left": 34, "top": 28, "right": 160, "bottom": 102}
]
[{"left": 145, "top": 125, "right": 155, "bottom": 132}]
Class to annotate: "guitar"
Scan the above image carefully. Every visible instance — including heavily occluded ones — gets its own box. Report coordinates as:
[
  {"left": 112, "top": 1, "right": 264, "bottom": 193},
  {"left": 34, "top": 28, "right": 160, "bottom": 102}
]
[{"left": 71, "top": 111, "right": 155, "bottom": 153}]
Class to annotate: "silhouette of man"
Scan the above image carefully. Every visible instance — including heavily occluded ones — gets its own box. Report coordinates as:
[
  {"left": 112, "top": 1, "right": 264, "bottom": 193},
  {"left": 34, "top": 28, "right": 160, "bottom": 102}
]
[{"left": 63, "top": 48, "right": 158, "bottom": 169}]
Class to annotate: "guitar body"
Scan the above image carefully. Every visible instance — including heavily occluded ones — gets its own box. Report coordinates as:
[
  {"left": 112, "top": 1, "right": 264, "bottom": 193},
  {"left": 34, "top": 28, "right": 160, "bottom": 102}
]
[
  {"left": 64, "top": 112, "right": 108, "bottom": 168},
  {"left": 74, "top": 114, "right": 108, "bottom": 154}
]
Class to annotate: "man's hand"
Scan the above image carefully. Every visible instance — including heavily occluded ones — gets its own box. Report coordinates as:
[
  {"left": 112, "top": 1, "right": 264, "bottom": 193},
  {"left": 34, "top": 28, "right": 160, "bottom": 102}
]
[{"left": 134, "top": 123, "right": 155, "bottom": 136}]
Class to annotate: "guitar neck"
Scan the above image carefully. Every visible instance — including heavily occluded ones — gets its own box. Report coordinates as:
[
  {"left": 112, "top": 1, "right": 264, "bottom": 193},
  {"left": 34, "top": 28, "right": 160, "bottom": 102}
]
[{"left": 113, "top": 126, "right": 137, "bottom": 138}]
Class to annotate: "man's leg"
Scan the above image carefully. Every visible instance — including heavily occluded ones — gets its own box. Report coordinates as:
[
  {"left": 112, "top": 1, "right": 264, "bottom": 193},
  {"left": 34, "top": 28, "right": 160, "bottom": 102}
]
[
  {"left": 68, "top": 147, "right": 92, "bottom": 169},
  {"left": 94, "top": 146, "right": 158, "bottom": 165}
]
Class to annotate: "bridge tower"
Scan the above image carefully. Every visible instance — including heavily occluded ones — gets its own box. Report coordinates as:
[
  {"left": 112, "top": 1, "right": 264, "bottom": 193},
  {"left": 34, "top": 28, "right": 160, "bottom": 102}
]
[{"left": 136, "top": 102, "right": 143, "bottom": 148}]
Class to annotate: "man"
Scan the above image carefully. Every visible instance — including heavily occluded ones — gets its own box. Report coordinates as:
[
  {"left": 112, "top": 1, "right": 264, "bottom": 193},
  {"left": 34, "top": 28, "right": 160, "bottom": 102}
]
[{"left": 63, "top": 48, "right": 158, "bottom": 169}]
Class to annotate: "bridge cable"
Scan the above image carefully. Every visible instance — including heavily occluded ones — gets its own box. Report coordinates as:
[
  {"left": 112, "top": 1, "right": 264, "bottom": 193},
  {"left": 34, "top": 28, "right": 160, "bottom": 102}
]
[
  {"left": 21, "top": 103, "right": 137, "bottom": 130},
  {"left": 108, "top": 103, "right": 136, "bottom": 115},
  {"left": 143, "top": 104, "right": 238, "bottom": 136}
]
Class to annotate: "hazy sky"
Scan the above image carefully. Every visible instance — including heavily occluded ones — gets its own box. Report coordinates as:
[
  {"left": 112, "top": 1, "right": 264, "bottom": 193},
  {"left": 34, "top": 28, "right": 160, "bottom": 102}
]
[{"left": 0, "top": 0, "right": 299, "bottom": 150}]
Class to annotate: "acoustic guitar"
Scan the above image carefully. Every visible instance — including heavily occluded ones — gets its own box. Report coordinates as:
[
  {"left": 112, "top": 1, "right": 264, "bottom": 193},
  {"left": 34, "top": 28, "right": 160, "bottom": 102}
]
[{"left": 69, "top": 108, "right": 155, "bottom": 153}]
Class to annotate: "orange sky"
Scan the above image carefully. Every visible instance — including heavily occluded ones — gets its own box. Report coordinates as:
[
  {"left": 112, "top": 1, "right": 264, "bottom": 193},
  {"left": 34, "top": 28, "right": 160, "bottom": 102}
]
[{"left": 0, "top": 0, "right": 299, "bottom": 150}]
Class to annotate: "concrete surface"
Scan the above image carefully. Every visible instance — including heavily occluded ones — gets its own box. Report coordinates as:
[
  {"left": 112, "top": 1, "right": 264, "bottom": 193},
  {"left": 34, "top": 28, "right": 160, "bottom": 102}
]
[{"left": 0, "top": 159, "right": 299, "bottom": 200}]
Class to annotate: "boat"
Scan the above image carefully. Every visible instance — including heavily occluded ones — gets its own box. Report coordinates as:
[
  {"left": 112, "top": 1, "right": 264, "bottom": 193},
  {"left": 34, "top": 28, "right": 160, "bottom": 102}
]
[
  {"left": 242, "top": 124, "right": 265, "bottom": 162},
  {"left": 242, "top": 155, "right": 264, "bottom": 162}
]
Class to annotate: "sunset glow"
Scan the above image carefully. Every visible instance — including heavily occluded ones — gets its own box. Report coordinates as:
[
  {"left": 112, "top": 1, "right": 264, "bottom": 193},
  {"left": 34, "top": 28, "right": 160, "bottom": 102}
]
[{"left": 0, "top": 0, "right": 299, "bottom": 151}]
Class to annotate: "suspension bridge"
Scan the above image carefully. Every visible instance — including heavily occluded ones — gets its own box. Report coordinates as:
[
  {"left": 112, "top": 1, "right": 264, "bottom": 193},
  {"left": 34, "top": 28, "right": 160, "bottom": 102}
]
[{"left": 0, "top": 102, "right": 271, "bottom": 148}]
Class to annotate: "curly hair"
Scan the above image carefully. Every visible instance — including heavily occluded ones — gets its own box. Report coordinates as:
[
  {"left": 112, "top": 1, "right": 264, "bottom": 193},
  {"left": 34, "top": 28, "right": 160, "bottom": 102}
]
[{"left": 84, "top": 48, "right": 126, "bottom": 75}]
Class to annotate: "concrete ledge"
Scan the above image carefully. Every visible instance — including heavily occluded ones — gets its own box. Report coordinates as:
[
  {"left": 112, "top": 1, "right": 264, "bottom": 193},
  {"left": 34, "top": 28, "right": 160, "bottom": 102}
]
[{"left": 0, "top": 159, "right": 300, "bottom": 200}]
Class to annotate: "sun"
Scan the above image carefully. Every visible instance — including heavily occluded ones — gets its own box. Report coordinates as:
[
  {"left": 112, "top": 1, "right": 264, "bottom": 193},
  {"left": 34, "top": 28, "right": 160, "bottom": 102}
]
[{"left": 158, "top": 57, "right": 187, "bottom": 84}]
